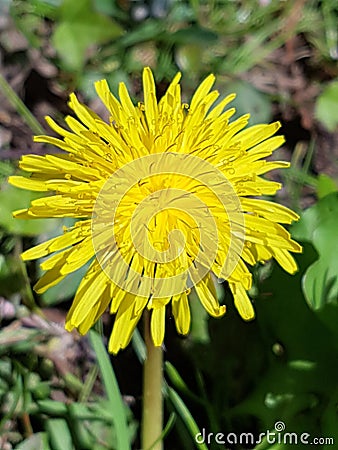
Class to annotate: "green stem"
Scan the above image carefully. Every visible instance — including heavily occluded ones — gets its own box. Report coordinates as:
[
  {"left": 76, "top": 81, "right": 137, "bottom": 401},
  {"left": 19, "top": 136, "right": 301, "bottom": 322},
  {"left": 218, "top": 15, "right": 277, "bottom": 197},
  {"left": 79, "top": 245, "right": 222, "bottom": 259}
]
[
  {"left": 141, "top": 310, "right": 164, "bottom": 450},
  {"left": 0, "top": 73, "right": 45, "bottom": 135},
  {"left": 14, "top": 238, "right": 41, "bottom": 314}
]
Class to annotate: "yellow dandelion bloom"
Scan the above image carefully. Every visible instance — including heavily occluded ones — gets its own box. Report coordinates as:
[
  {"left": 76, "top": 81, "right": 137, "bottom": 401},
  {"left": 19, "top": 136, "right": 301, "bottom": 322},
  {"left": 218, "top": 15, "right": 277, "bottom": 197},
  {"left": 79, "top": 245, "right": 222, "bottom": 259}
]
[{"left": 9, "top": 68, "right": 301, "bottom": 353}]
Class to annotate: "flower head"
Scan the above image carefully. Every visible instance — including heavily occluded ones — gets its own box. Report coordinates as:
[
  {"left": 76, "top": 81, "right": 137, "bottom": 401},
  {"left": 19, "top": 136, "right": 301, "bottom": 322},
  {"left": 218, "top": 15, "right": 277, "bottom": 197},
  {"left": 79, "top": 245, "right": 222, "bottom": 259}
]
[{"left": 10, "top": 68, "right": 301, "bottom": 353}]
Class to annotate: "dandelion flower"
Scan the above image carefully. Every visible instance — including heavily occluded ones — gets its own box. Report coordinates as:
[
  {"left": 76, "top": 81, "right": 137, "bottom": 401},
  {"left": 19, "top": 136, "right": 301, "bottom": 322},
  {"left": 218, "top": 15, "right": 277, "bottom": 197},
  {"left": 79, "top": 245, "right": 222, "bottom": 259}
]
[{"left": 10, "top": 68, "right": 301, "bottom": 353}]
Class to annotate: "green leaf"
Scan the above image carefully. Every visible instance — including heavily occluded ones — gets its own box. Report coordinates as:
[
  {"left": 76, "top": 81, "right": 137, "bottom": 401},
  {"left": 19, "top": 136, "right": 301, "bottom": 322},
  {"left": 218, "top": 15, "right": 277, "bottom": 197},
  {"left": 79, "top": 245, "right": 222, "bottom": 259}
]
[
  {"left": 68, "top": 402, "right": 108, "bottom": 449},
  {"left": 0, "top": 254, "right": 24, "bottom": 297},
  {"left": 315, "top": 80, "right": 338, "bottom": 131},
  {"left": 292, "top": 193, "right": 338, "bottom": 309},
  {"left": 0, "top": 182, "right": 59, "bottom": 236},
  {"left": 222, "top": 80, "right": 272, "bottom": 124},
  {"left": 118, "top": 20, "right": 163, "bottom": 47},
  {"left": 16, "top": 433, "right": 51, "bottom": 450},
  {"left": 37, "top": 399, "right": 68, "bottom": 416},
  {"left": 317, "top": 173, "right": 337, "bottom": 199},
  {"left": 165, "top": 362, "right": 203, "bottom": 404},
  {"left": 93, "top": 0, "right": 116, "bottom": 15},
  {"left": 30, "top": 381, "right": 51, "bottom": 400},
  {"left": 320, "top": 387, "right": 338, "bottom": 449},
  {"left": 169, "top": 26, "right": 218, "bottom": 45},
  {"left": 0, "top": 160, "right": 14, "bottom": 181},
  {"left": 10, "top": 9, "right": 42, "bottom": 48},
  {"left": 175, "top": 44, "right": 203, "bottom": 74},
  {"left": 240, "top": 244, "right": 338, "bottom": 425},
  {"left": 182, "top": 241, "right": 338, "bottom": 445},
  {"left": 46, "top": 419, "right": 74, "bottom": 450},
  {"left": 52, "top": 0, "right": 123, "bottom": 71},
  {"left": 78, "top": 70, "right": 106, "bottom": 100},
  {"left": 167, "top": 386, "right": 208, "bottom": 450},
  {"left": 89, "top": 330, "right": 131, "bottom": 450}
]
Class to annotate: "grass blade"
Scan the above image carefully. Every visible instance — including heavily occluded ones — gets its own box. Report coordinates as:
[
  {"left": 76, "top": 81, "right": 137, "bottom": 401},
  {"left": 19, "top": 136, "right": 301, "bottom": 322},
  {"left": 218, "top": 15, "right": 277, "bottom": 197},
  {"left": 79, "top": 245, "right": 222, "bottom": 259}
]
[
  {"left": 89, "top": 330, "right": 131, "bottom": 450},
  {"left": 167, "top": 386, "right": 208, "bottom": 450}
]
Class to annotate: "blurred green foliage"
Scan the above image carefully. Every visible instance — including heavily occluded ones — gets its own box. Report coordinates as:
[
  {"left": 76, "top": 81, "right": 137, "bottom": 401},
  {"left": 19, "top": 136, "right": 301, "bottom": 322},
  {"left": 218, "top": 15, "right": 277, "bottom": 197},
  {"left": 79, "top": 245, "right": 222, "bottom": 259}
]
[
  {"left": 8, "top": 0, "right": 338, "bottom": 94},
  {"left": 292, "top": 193, "right": 338, "bottom": 310},
  {"left": 0, "top": 323, "right": 136, "bottom": 449},
  {"left": 315, "top": 81, "right": 338, "bottom": 132},
  {"left": 9, "top": 0, "right": 338, "bottom": 74}
]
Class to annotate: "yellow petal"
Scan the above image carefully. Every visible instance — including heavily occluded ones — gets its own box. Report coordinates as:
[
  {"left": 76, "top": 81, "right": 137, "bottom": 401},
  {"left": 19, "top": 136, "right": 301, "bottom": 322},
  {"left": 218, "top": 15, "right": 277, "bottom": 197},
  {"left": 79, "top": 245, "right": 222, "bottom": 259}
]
[
  {"left": 34, "top": 268, "right": 66, "bottom": 294},
  {"left": 241, "top": 198, "right": 300, "bottom": 224},
  {"left": 143, "top": 67, "right": 158, "bottom": 133},
  {"left": 21, "top": 221, "right": 90, "bottom": 260},
  {"left": 110, "top": 286, "right": 127, "bottom": 314},
  {"left": 251, "top": 243, "right": 273, "bottom": 262},
  {"left": 118, "top": 82, "right": 137, "bottom": 118},
  {"left": 190, "top": 74, "right": 215, "bottom": 111},
  {"left": 68, "top": 93, "right": 102, "bottom": 132},
  {"left": 59, "top": 239, "right": 94, "bottom": 275},
  {"left": 235, "top": 122, "right": 282, "bottom": 150},
  {"left": 271, "top": 247, "right": 299, "bottom": 274},
  {"left": 151, "top": 305, "right": 166, "bottom": 346},
  {"left": 95, "top": 79, "right": 123, "bottom": 122},
  {"left": 172, "top": 292, "right": 190, "bottom": 335},
  {"left": 66, "top": 264, "right": 109, "bottom": 326},
  {"left": 195, "top": 278, "right": 226, "bottom": 318},
  {"left": 34, "top": 135, "right": 74, "bottom": 153},
  {"left": 229, "top": 282, "right": 255, "bottom": 321},
  {"left": 207, "top": 93, "right": 236, "bottom": 119},
  {"left": 227, "top": 258, "right": 252, "bottom": 291},
  {"left": 108, "top": 293, "right": 144, "bottom": 354},
  {"left": 9, "top": 176, "right": 48, "bottom": 192}
]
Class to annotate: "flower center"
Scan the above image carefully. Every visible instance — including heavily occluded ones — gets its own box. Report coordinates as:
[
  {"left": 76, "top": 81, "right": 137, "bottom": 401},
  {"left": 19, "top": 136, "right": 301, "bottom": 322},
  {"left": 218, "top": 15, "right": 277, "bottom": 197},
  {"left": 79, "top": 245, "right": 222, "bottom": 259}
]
[{"left": 91, "top": 152, "right": 245, "bottom": 298}]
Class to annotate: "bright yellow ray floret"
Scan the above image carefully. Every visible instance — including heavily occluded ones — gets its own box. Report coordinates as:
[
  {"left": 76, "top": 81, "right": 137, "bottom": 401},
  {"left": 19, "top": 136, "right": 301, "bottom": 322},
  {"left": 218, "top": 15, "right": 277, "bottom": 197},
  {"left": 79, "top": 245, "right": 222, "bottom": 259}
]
[{"left": 9, "top": 67, "right": 301, "bottom": 354}]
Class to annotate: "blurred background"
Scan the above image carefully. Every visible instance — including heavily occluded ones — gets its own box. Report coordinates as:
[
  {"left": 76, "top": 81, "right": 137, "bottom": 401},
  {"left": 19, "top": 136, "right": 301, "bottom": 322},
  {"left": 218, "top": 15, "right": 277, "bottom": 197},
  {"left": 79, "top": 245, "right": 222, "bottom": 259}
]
[{"left": 0, "top": 0, "right": 338, "bottom": 449}]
